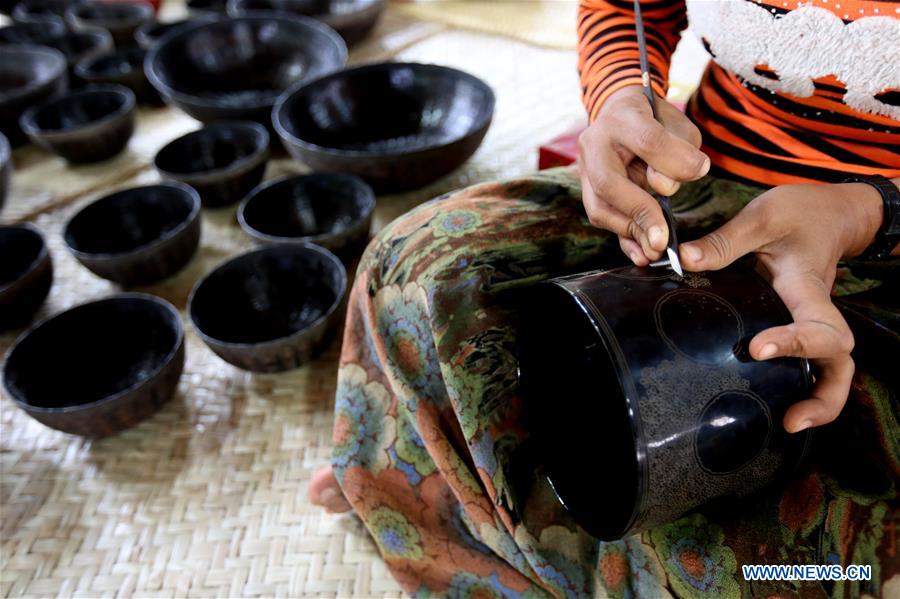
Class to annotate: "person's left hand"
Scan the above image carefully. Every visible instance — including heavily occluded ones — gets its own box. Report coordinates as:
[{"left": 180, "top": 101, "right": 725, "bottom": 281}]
[{"left": 678, "top": 182, "right": 886, "bottom": 433}]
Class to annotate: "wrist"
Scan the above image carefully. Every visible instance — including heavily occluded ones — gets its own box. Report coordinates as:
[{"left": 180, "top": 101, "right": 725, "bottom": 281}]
[{"left": 839, "top": 180, "right": 895, "bottom": 258}]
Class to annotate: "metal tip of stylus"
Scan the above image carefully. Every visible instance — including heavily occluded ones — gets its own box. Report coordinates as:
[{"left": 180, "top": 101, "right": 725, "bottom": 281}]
[{"left": 667, "top": 248, "right": 684, "bottom": 277}]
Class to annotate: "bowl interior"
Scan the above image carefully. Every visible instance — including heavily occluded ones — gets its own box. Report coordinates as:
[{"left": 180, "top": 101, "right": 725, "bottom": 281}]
[
  {"left": 242, "top": 175, "right": 371, "bottom": 239},
  {"left": 29, "top": 88, "right": 128, "bottom": 132},
  {"left": 0, "top": 19, "right": 66, "bottom": 43},
  {"left": 70, "top": 1, "right": 153, "bottom": 24},
  {"left": 191, "top": 246, "right": 343, "bottom": 344},
  {"left": 79, "top": 47, "right": 145, "bottom": 78},
  {"left": 0, "top": 48, "right": 64, "bottom": 97},
  {"left": 151, "top": 17, "right": 345, "bottom": 107},
  {"left": 4, "top": 297, "right": 180, "bottom": 409},
  {"left": 66, "top": 185, "right": 195, "bottom": 256},
  {"left": 231, "top": 0, "right": 330, "bottom": 17},
  {"left": 278, "top": 64, "right": 493, "bottom": 153},
  {"left": 518, "top": 283, "right": 639, "bottom": 539},
  {"left": 155, "top": 124, "right": 266, "bottom": 175},
  {"left": 46, "top": 31, "right": 110, "bottom": 61},
  {"left": 0, "top": 226, "right": 44, "bottom": 287},
  {"left": 13, "top": 0, "right": 68, "bottom": 20}
]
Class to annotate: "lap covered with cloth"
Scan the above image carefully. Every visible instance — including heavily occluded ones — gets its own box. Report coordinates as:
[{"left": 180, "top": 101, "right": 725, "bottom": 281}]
[{"left": 330, "top": 167, "right": 899, "bottom": 598}]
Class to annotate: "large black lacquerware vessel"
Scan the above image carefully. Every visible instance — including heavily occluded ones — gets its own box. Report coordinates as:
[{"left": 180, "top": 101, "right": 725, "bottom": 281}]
[{"left": 517, "top": 261, "right": 813, "bottom": 540}]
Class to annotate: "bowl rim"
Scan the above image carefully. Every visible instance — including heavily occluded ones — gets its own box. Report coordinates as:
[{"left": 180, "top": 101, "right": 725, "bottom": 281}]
[
  {"left": 226, "top": 0, "right": 384, "bottom": 22},
  {"left": 188, "top": 242, "right": 347, "bottom": 349},
  {"left": 65, "top": 0, "right": 155, "bottom": 28},
  {"left": 153, "top": 120, "right": 270, "bottom": 184},
  {"left": 272, "top": 61, "right": 496, "bottom": 159},
  {"left": 144, "top": 14, "right": 347, "bottom": 112},
  {"left": 0, "top": 44, "right": 68, "bottom": 104},
  {"left": 134, "top": 17, "right": 199, "bottom": 47},
  {"left": 0, "top": 223, "right": 49, "bottom": 295},
  {"left": 0, "top": 17, "right": 67, "bottom": 43},
  {"left": 0, "top": 130, "right": 10, "bottom": 165},
  {"left": 63, "top": 182, "right": 202, "bottom": 261},
  {"left": 1, "top": 292, "right": 185, "bottom": 415},
  {"left": 45, "top": 27, "right": 114, "bottom": 64},
  {"left": 237, "top": 172, "right": 375, "bottom": 245},
  {"left": 11, "top": 0, "right": 68, "bottom": 22},
  {"left": 74, "top": 46, "right": 146, "bottom": 80},
  {"left": 19, "top": 83, "right": 136, "bottom": 139}
]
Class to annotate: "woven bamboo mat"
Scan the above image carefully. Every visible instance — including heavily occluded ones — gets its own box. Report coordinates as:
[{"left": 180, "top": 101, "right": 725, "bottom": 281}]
[
  {"left": 0, "top": 7, "right": 586, "bottom": 597},
  {"left": 394, "top": 1, "right": 579, "bottom": 50}
]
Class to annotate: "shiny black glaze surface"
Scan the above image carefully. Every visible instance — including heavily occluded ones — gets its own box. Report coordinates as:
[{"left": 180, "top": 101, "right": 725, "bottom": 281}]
[
  {"left": 3, "top": 294, "right": 184, "bottom": 437},
  {"left": 0, "top": 45, "right": 68, "bottom": 146},
  {"left": 43, "top": 28, "right": 115, "bottom": 82},
  {"left": 154, "top": 121, "right": 269, "bottom": 207},
  {"left": 75, "top": 47, "right": 160, "bottom": 104},
  {"left": 274, "top": 62, "right": 494, "bottom": 192},
  {"left": 227, "top": 0, "right": 384, "bottom": 46},
  {"left": 0, "top": 224, "right": 53, "bottom": 331},
  {"left": 0, "top": 131, "right": 9, "bottom": 212},
  {"left": 19, "top": 84, "right": 135, "bottom": 162},
  {"left": 146, "top": 15, "right": 346, "bottom": 128},
  {"left": 189, "top": 243, "right": 347, "bottom": 372},
  {"left": 0, "top": 18, "right": 67, "bottom": 44},
  {"left": 238, "top": 173, "right": 374, "bottom": 257},
  {"left": 518, "top": 261, "right": 812, "bottom": 540},
  {"left": 66, "top": 1, "right": 155, "bottom": 47},
  {"left": 11, "top": 0, "right": 69, "bottom": 24},
  {"left": 64, "top": 183, "right": 202, "bottom": 285}
]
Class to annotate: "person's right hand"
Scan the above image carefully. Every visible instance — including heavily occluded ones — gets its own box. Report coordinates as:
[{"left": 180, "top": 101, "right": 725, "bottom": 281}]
[{"left": 578, "top": 85, "right": 711, "bottom": 265}]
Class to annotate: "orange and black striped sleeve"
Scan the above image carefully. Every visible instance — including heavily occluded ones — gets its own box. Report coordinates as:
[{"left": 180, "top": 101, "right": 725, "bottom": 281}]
[{"left": 577, "top": 0, "right": 687, "bottom": 122}]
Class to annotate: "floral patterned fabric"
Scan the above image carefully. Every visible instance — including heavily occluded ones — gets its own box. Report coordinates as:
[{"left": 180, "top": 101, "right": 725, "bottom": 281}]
[{"left": 331, "top": 167, "right": 899, "bottom": 598}]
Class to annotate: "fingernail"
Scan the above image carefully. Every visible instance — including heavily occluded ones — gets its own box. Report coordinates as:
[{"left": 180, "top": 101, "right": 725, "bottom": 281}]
[
  {"left": 648, "top": 226, "right": 665, "bottom": 249},
  {"left": 758, "top": 343, "right": 778, "bottom": 359},
  {"left": 793, "top": 419, "right": 812, "bottom": 433},
  {"left": 698, "top": 156, "right": 711, "bottom": 177},
  {"left": 629, "top": 252, "right": 641, "bottom": 265},
  {"left": 320, "top": 488, "right": 337, "bottom": 503},
  {"left": 682, "top": 244, "right": 702, "bottom": 262}
]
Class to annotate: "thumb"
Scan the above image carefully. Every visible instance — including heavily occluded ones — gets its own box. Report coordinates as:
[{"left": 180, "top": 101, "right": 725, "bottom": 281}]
[{"left": 679, "top": 207, "right": 769, "bottom": 272}]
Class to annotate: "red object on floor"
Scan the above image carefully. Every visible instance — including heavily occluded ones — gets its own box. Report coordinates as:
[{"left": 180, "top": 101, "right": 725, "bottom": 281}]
[
  {"left": 103, "top": 0, "right": 161, "bottom": 13},
  {"left": 538, "top": 100, "right": 687, "bottom": 170},
  {"left": 538, "top": 124, "right": 585, "bottom": 170}
]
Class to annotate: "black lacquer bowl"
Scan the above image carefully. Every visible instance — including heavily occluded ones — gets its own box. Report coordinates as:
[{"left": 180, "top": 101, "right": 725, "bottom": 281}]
[
  {"left": 145, "top": 15, "right": 346, "bottom": 128},
  {"left": 154, "top": 121, "right": 269, "bottom": 208},
  {"left": 64, "top": 183, "right": 202, "bottom": 285},
  {"left": 189, "top": 243, "right": 347, "bottom": 372},
  {"left": 0, "top": 44, "right": 68, "bottom": 146},
  {"left": 0, "top": 18, "right": 67, "bottom": 45},
  {"left": 75, "top": 47, "right": 160, "bottom": 104},
  {"left": 66, "top": 0, "right": 155, "bottom": 48},
  {"left": 0, "top": 131, "right": 10, "bottom": 212},
  {"left": 227, "top": 0, "right": 385, "bottom": 46},
  {"left": 517, "top": 261, "right": 814, "bottom": 541},
  {"left": 0, "top": 224, "right": 53, "bottom": 331},
  {"left": 238, "top": 173, "right": 374, "bottom": 257},
  {"left": 3, "top": 294, "right": 185, "bottom": 437},
  {"left": 44, "top": 28, "right": 115, "bottom": 82},
  {"left": 273, "top": 62, "right": 495, "bottom": 192},
  {"left": 20, "top": 83, "right": 135, "bottom": 163}
]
